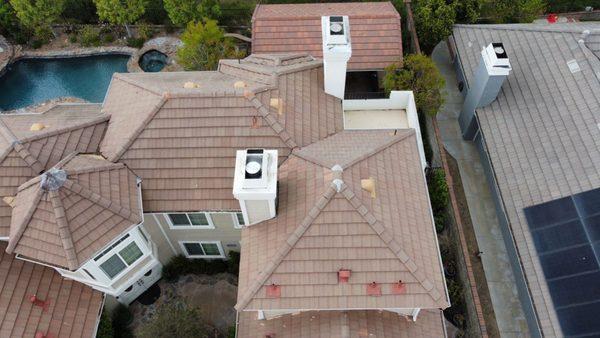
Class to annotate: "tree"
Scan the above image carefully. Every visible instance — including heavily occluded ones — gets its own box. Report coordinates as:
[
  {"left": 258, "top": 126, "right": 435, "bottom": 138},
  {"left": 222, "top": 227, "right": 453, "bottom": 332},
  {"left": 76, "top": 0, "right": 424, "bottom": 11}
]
[
  {"left": 137, "top": 303, "right": 212, "bottom": 338},
  {"left": 482, "top": 0, "right": 546, "bottom": 23},
  {"left": 93, "top": 0, "right": 146, "bottom": 37},
  {"left": 177, "top": 19, "right": 243, "bottom": 71},
  {"left": 413, "top": 0, "right": 456, "bottom": 54},
  {"left": 383, "top": 54, "right": 445, "bottom": 117},
  {"left": 453, "top": 0, "right": 483, "bottom": 24},
  {"left": 9, "top": 0, "right": 64, "bottom": 42},
  {"left": 163, "top": 0, "right": 220, "bottom": 26}
]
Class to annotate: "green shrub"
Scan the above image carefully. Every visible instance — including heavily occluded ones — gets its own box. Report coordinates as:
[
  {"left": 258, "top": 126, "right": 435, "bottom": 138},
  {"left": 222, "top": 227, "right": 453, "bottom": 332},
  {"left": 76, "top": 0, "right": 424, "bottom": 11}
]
[
  {"left": 126, "top": 36, "right": 145, "bottom": 48},
  {"left": 228, "top": 325, "right": 236, "bottom": 338},
  {"left": 162, "top": 253, "right": 238, "bottom": 282},
  {"left": 137, "top": 303, "right": 211, "bottom": 338},
  {"left": 79, "top": 25, "right": 100, "bottom": 47},
  {"left": 30, "top": 38, "right": 43, "bottom": 49},
  {"left": 428, "top": 168, "right": 449, "bottom": 214},
  {"left": 96, "top": 308, "right": 114, "bottom": 338},
  {"left": 68, "top": 33, "right": 78, "bottom": 43},
  {"left": 102, "top": 32, "right": 115, "bottom": 43},
  {"left": 112, "top": 304, "right": 133, "bottom": 338},
  {"left": 434, "top": 213, "right": 447, "bottom": 233},
  {"left": 413, "top": 0, "right": 456, "bottom": 54},
  {"left": 137, "top": 22, "right": 154, "bottom": 40}
]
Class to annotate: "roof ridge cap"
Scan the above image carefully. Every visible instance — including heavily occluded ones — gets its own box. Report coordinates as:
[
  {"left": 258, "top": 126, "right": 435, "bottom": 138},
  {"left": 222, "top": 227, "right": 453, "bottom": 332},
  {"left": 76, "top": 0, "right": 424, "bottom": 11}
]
[
  {"left": 244, "top": 91, "right": 298, "bottom": 149},
  {"left": 18, "top": 114, "right": 110, "bottom": 144},
  {"left": 454, "top": 23, "right": 597, "bottom": 34},
  {"left": 338, "top": 183, "right": 446, "bottom": 305},
  {"left": 48, "top": 189, "right": 79, "bottom": 270},
  {"left": 6, "top": 185, "right": 44, "bottom": 253},
  {"left": 106, "top": 96, "right": 168, "bottom": 162},
  {"left": 112, "top": 73, "right": 164, "bottom": 97},
  {"left": 235, "top": 184, "right": 338, "bottom": 311},
  {"left": 63, "top": 179, "right": 139, "bottom": 224}
]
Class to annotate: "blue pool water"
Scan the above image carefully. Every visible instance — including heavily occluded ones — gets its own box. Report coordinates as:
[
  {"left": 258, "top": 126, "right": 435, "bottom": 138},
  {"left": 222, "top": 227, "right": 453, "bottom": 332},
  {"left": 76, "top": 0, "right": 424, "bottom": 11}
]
[{"left": 0, "top": 54, "right": 129, "bottom": 110}]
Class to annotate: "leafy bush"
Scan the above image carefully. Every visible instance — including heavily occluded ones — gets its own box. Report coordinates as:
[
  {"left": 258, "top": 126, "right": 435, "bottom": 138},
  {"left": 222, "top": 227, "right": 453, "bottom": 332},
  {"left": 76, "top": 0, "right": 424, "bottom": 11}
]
[
  {"left": 30, "top": 38, "right": 43, "bottom": 48},
  {"left": 112, "top": 304, "right": 134, "bottom": 338},
  {"left": 428, "top": 168, "right": 449, "bottom": 214},
  {"left": 384, "top": 54, "right": 445, "bottom": 117},
  {"left": 126, "top": 36, "right": 145, "bottom": 48},
  {"left": 413, "top": 0, "right": 456, "bottom": 54},
  {"left": 137, "top": 22, "right": 154, "bottom": 40},
  {"left": 137, "top": 303, "right": 212, "bottom": 338},
  {"left": 177, "top": 19, "right": 244, "bottom": 71},
  {"left": 162, "top": 252, "right": 239, "bottom": 282},
  {"left": 228, "top": 325, "right": 236, "bottom": 338},
  {"left": 79, "top": 25, "right": 100, "bottom": 47},
  {"left": 481, "top": 0, "right": 546, "bottom": 23},
  {"left": 10, "top": 0, "right": 64, "bottom": 43},
  {"left": 96, "top": 308, "right": 114, "bottom": 338},
  {"left": 164, "top": 0, "right": 221, "bottom": 26},
  {"left": 434, "top": 213, "right": 447, "bottom": 233},
  {"left": 102, "top": 32, "right": 115, "bottom": 43},
  {"left": 68, "top": 33, "right": 78, "bottom": 43}
]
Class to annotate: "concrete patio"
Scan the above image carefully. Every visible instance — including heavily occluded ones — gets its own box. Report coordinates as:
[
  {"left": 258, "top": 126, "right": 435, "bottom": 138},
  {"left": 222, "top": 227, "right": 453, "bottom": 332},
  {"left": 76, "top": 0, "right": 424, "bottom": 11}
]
[{"left": 432, "top": 42, "right": 530, "bottom": 338}]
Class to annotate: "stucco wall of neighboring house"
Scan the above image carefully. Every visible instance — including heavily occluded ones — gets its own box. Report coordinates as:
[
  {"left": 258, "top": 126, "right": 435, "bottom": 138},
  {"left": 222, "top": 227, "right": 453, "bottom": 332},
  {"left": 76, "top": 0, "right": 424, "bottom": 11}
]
[{"left": 142, "top": 212, "right": 242, "bottom": 264}]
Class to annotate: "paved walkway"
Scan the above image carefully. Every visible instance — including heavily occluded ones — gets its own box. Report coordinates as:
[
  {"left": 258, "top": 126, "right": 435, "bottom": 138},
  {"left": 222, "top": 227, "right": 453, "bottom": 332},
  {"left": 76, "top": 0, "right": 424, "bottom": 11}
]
[{"left": 432, "top": 42, "right": 530, "bottom": 338}]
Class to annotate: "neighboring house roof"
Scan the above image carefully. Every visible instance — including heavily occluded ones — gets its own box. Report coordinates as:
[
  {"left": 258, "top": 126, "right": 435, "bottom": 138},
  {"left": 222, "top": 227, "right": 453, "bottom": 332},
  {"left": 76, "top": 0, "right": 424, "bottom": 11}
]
[
  {"left": 6, "top": 153, "right": 141, "bottom": 270},
  {"left": 251, "top": 2, "right": 403, "bottom": 70},
  {"left": 237, "top": 308, "right": 446, "bottom": 338},
  {"left": 99, "top": 54, "right": 343, "bottom": 212},
  {"left": 236, "top": 130, "right": 448, "bottom": 311},
  {"left": 0, "top": 104, "right": 108, "bottom": 238},
  {"left": 452, "top": 22, "right": 600, "bottom": 337},
  {"left": 0, "top": 241, "right": 103, "bottom": 338}
]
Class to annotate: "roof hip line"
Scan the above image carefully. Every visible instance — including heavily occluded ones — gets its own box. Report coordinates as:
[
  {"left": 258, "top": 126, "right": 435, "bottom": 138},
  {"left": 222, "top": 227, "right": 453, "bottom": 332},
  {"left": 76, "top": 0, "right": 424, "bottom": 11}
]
[{"left": 49, "top": 189, "right": 78, "bottom": 269}]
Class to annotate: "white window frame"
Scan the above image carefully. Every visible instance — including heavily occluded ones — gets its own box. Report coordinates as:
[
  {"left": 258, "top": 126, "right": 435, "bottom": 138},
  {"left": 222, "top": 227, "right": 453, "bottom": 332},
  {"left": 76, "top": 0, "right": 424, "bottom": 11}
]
[
  {"left": 164, "top": 212, "right": 214, "bottom": 229},
  {"left": 232, "top": 212, "right": 245, "bottom": 229},
  {"left": 86, "top": 229, "right": 151, "bottom": 283},
  {"left": 179, "top": 241, "right": 225, "bottom": 259}
]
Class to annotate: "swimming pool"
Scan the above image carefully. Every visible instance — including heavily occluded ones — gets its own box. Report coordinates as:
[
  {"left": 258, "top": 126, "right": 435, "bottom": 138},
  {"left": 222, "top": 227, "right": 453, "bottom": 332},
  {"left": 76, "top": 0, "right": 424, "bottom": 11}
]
[{"left": 0, "top": 54, "right": 129, "bottom": 110}]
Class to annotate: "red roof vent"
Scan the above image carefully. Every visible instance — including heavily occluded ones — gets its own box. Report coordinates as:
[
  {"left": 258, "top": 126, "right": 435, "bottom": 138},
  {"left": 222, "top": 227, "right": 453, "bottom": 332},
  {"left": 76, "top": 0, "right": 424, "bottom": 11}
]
[
  {"left": 366, "top": 282, "right": 381, "bottom": 296},
  {"left": 392, "top": 280, "right": 407, "bottom": 295},
  {"left": 266, "top": 283, "right": 281, "bottom": 298},
  {"left": 338, "top": 269, "right": 351, "bottom": 283},
  {"left": 29, "top": 295, "right": 50, "bottom": 312},
  {"left": 547, "top": 13, "right": 558, "bottom": 23}
]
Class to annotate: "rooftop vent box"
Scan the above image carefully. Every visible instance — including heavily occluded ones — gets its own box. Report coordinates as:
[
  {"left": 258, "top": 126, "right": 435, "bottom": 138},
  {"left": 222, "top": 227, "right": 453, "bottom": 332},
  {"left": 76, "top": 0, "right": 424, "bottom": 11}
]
[
  {"left": 233, "top": 149, "right": 278, "bottom": 226},
  {"left": 482, "top": 42, "right": 511, "bottom": 74},
  {"left": 323, "top": 15, "right": 350, "bottom": 46}
]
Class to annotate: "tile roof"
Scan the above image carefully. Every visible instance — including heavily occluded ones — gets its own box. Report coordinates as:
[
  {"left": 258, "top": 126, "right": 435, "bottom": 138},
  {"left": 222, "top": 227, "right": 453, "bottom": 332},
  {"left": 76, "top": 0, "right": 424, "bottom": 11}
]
[
  {"left": 6, "top": 153, "right": 141, "bottom": 270},
  {"left": 236, "top": 130, "right": 448, "bottom": 311},
  {"left": 452, "top": 22, "right": 600, "bottom": 337},
  {"left": 0, "top": 104, "right": 108, "bottom": 238},
  {"left": 100, "top": 54, "right": 343, "bottom": 212},
  {"left": 0, "top": 241, "right": 103, "bottom": 338},
  {"left": 237, "top": 309, "right": 446, "bottom": 338},
  {"left": 252, "top": 2, "right": 403, "bottom": 70}
]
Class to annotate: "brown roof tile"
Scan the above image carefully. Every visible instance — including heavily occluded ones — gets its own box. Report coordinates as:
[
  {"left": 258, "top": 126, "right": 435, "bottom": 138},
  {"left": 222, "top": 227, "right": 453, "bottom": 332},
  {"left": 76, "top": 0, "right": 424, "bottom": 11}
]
[
  {"left": 252, "top": 2, "right": 403, "bottom": 70},
  {"left": 100, "top": 55, "right": 343, "bottom": 212},
  {"left": 6, "top": 153, "right": 141, "bottom": 270},
  {"left": 0, "top": 241, "right": 103, "bottom": 338},
  {"left": 237, "top": 309, "right": 446, "bottom": 338},
  {"left": 237, "top": 130, "right": 448, "bottom": 311},
  {"left": 0, "top": 105, "right": 108, "bottom": 238}
]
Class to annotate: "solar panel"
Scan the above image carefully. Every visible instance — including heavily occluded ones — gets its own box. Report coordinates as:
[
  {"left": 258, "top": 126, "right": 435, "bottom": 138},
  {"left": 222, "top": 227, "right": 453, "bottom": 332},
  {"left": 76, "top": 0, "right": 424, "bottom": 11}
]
[{"left": 524, "top": 187, "right": 600, "bottom": 337}]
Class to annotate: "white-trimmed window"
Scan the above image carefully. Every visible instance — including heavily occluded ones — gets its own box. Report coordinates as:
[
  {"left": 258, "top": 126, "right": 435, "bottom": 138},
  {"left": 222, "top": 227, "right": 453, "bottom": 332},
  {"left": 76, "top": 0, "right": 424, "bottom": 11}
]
[
  {"left": 233, "top": 212, "right": 245, "bottom": 229},
  {"left": 93, "top": 234, "right": 145, "bottom": 279},
  {"left": 165, "top": 212, "right": 214, "bottom": 229},
  {"left": 179, "top": 241, "right": 225, "bottom": 258}
]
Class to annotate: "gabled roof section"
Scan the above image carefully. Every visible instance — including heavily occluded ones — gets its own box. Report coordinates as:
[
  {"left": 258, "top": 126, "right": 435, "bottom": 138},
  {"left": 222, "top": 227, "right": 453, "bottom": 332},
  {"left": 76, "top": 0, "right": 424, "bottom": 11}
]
[
  {"left": 0, "top": 241, "right": 104, "bottom": 338},
  {"left": 99, "top": 54, "right": 342, "bottom": 212},
  {"left": 236, "top": 130, "right": 448, "bottom": 311},
  {"left": 0, "top": 104, "right": 108, "bottom": 238},
  {"left": 252, "top": 2, "right": 403, "bottom": 70},
  {"left": 6, "top": 153, "right": 141, "bottom": 270}
]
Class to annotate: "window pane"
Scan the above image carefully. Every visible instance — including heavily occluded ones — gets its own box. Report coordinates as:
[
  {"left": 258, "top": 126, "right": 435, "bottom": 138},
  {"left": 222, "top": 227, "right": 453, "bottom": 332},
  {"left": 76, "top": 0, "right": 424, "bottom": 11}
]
[
  {"left": 236, "top": 213, "right": 245, "bottom": 226},
  {"left": 183, "top": 243, "right": 205, "bottom": 256},
  {"left": 100, "top": 255, "right": 127, "bottom": 278},
  {"left": 201, "top": 243, "right": 221, "bottom": 256},
  {"left": 119, "top": 242, "right": 143, "bottom": 265},
  {"left": 189, "top": 213, "right": 209, "bottom": 226},
  {"left": 168, "top": 214, "right": 190, "bottom": 226}
]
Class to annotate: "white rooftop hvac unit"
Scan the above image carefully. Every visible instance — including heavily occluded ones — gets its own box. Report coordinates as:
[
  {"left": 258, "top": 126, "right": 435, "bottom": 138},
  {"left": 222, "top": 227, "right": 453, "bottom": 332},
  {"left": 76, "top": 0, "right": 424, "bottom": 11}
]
[{"left": 233, "top": 149, "right": 278, "bottom": 226}]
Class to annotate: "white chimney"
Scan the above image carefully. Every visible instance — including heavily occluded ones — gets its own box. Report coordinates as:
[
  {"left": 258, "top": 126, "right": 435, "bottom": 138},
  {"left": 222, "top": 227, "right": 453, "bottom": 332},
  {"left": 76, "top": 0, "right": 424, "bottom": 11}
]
[
  {"left": 460, "top": 42, "right": 511, "bottom": 139},
  {"left": 322, "top": 15, "right": 352, "bottom": 99},
  {"left": 233, "top": 149, "right": 278, "bottom": 226}
]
